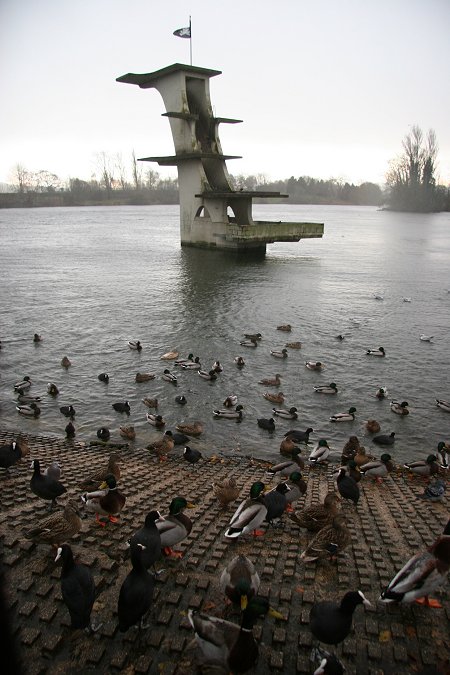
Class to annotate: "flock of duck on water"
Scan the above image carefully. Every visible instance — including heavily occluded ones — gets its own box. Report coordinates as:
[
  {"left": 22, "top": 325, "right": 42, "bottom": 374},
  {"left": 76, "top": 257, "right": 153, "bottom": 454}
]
[{"left": 1, "top": 329, "right": 449, "bottom": 674}]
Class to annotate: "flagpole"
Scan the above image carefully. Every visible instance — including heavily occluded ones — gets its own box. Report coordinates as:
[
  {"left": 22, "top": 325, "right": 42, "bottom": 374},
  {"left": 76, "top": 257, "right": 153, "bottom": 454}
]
[{"left": 189, "top": 16, "right": 192, "bottom": 65}]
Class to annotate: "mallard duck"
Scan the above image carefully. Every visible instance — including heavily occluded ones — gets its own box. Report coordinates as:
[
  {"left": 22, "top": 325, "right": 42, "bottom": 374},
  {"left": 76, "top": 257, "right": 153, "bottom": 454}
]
[
  {"left": 119, "top": 425, "right": 136, "bottom": 440},
  {"left": 135, "top": 372, "right": 156, "bottom": 382},
  {"left": 33, "top": 333, "right": 42, "bottom": 342},
  {"left": 279, "top": 436, "right": 298, "bottom": 456},
  {"left": 257, "top": 417, "right": 275, "bottom": 431},
  {"left": 243, "top": 332, "right": 262, "bottom": 341},
  {"left": 224, "top": 481, "right": 267, "bottom": 539},
  {"left": 420, "top": 334, "right": 434, "bottom": 342},
  {"left": 404, "top": 454, "right": 440, "bottom": 477},
  {"left": 188, "top": 596, "right": 283, "bottom": 672},
  {"left": 267, "top": 448, "right": 305, "bottom": 477},
  {"left": 128, "top": 511, "right": 162, "bottom": 570},
  {"left": 212, "top": 360, "right": 224, "bottom": 373},
  {"left": 336, "top": 334, "right": 345, "bottom": 340},
  {"left": 176, "top": 421, "right": 203, "bottom": 436},
  {"left": 314, "top": 383, "right": 337, "bottom": 394},
  {"left": 309, "top": 439, "right": 331, "bottom": 464},
  {"left": 220, "top": 554, "right": 260, "bottom": 609},
  {"left": 198, "top": 369, "right": 217, "bottom": 381},
  {"left": 341, "top": 436, "right": 361, "bottom": 464},
  {"left": 366, "top": 347, "right": 386, "bottom": 356},
  {"left": 61, "top": 356, "right": 71, "bottom": 368},
  {"left": 284, "top": 427, "right": 314, "bottom": 444},
  {"left": 146, "top": 413, "right": 166, "bottom": 428},
  {"left": 98, "top": 372, "right": 109, "bottom": 383},
  {"left": 128, "top": 340, "right": 142, "bottom": 351},
  {"left": 16, "top": 403, "right": 41, "bottom": 417},
  {"left": 435, "top": 399, "right": 450, "bottom": 412},
  {"left": 47, "top": 382, "right": 59, "bottom": 396},
  {"left": 239, "top": 338, "right": 258, "bottom": 348},
  {"left": 65, "top": 422, "right": 75, "bottom": 438},
  {"left": 213, "top": 405, "right": 244, "bottom": 420},
  {"left": 112, "top": 400, "right": 130, "bottom": 414},
  {"left": 156, "top": 496, "right": 195, "bottom": 558},
  {"left": 30, "top": 459, "right": 66, "bottom": 508},
  {"left": 285, "top": 341, "right": 302, "bottom": 349},
  {"left": 375, "top": 386, "right": 388, "bottom": 399},
  {"left": 79, "top": 453, "right": 121, "bottom": 491},
  {"left": 17, "top": 393, "right": 41, "bottom": 404},
  {"left": 81, "top": 474, "right": 126, "bottom": 526},
  {"left": 335, "top": 467, "right": 360, "bottom": 505},
  {"left": 142, "top": 397, "right": 158, "bottom": 409},
  {"left": 263, "top": 482, "right": 291, "bottom": 524},
  {"left": 277, "top": 324, "right": 291, "bottom": 331},
  {"left": 175, "top": 395, "right": 187, "bottom": 405},
  {"left": 330, "top": 407, "right": 356, "bottom": 423},
  {"left": 380, "top": 520, "right": 450, "bottom": 607},
  {"left": 0, "top": 441, "right": 23, "bottom": 471},
  {"left": 223, "top": 395, "right": 238, "bottom": 407},
  {"left": 160, "top": 349, "right": 179, "bottom": 360},
  {"left": 183, "top": 446, "right": 202, "bottom": 465},
  {"left": 436, "top": 442, "right": 449, "bottom": 469},
  {"left": 259, "top": 373, "right": 281, "bottom": 386},
  {"left": 360, "top": 453, "right": 394, "bottom": 482},
  {"left": 289, "top": 493, "right": 339, "bottom": 532},
  {"left": 174, "top": 353, "right": 194, "bottom": 366},
  {"left": 263, "top": 391, "right": 285, "bottom": 404},
  {"left": 55, "top": 544, "right": 96, "bottom": 630},
  {"left": 118, "top": 544, "right": 155, "bottom": 631},
  {"left": 365, "top": 419, "right": 381, "bottom": 433},
  {"left": 272, "top": 406, "right": 298, "bottom": 420},
  {"left": 14, "top": 376, "right": 32, "bottom": 391},
  {"left": 234, "top": 356, "right": 246, "bottom": 367},
  {"left": 309, "top": 591, "right": 371, "bottom": 643},
  {"left": 391, "top": 400, "right": 409, "bottom": 415},
  {"left": 60, "top": 404, "right": 76, "bottom": 418},
  {"left": 285, "top": 471, "right": 307, "bottom": 507},
  {"left": 25, "top": 502, "right": 82, "bottom": 546},
  {"left": 300, "top": 514, "right": 351, "bottom": 563},
  {"left": 181, "top": 357, "right": 201, "bottom": 370},
  {"left": 147, "top": 430, "right": 175, "bottom": 461},
  {"left": 96, "top": 427, "right": 110, "bottom": 441},
  {"left": 372, "top": 432, "right": 395, "bottom": 446},
  {"left": 212, "top": 477, "right": 240, "bottom": 508},
  {"left": 306, "top": 361, "right": 324, "bottom": 370},
  {"left": 353, "top": 446, "right": 375, "bottom": 467},
  {"left": 271, "top": 348, "right": 288, "bottom": 358}
]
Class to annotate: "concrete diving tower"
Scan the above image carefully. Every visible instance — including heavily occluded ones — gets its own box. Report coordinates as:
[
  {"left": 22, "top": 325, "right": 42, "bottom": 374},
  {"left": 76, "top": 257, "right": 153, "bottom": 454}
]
[{"left": 117, "top": 63, "right": 324, "bottom": 252}]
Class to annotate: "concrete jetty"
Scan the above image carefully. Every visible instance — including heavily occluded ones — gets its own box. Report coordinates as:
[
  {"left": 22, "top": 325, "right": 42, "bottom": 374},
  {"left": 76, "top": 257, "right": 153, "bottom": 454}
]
[{"left": 0, "top": 428, "right": 448, "bottom": 674}]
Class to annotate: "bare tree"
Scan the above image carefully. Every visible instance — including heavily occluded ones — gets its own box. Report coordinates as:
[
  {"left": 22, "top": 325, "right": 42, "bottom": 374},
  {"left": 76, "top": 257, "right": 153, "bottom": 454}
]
[
  {"left": 115, "top": 153, "right": 129, "bottom": 190},
  {"left": 10, "top": 164, "right": 30, "bottom": 193},
  {"left": 96, "top": 151, "right": 115, "bottom": 195},
  {"left": 131, "top": 150, "right": 143, "bottom": 190}
]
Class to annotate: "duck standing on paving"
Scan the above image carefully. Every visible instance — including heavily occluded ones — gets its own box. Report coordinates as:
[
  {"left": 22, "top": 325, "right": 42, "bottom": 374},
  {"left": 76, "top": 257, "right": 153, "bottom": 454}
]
[
  {"left": 289, "top": 493, "right": 340, "bottom": 532},
  {"left": 267, "top": 448, "right": 305, "bottom": 477},
  {"left": 81, "top": 474, "right": 126, "bottom": 526},
  {"left": 379, "top": 519, "right": 450, "bottom": 607},
  {"left": 219, "top": 554, "right": 260, "bottom": 610},
  {"left": 25, "top": 502, "right": 82, "bottom": 548},
  {"left": 212, "top": 477, "right": 240, "bottom": 509},
  {"left": 79, "top": 453, "right": 121, "bottom": 491},
  {"left": 118, "top": 543, "right": 156, "bottom": 632},
  {"left": 300, "top": 514, "right": 351, "bottom": 563},
  {"left": 127, "top": 511, "right": 162, "bottom": 571},
  {"left": 225, "top": 481, "right": 267, "bottom": 539},
  {"left": 360, "top": 453, "right": 394, "bottom": 482},
  {"left": 309, "top": 590, "right": 371, "bottom": 645},
  {"left": 188, "top": 596, "right": 283, "bottom": 673},
  {"left": 30, "top": 459, "right": 66, "bottom": 509},
  {"left": 55, "top": 544, "right": 97, "bottom": 631},
  {"left": 156, "top": 496, "right": 196, "bottom": 558}
]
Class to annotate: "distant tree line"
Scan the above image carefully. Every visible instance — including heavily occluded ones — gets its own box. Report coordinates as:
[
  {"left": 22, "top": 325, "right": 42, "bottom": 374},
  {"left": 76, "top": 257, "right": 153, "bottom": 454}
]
[{"left": 1, "top": 133, "right": 449, "bottom": 211}]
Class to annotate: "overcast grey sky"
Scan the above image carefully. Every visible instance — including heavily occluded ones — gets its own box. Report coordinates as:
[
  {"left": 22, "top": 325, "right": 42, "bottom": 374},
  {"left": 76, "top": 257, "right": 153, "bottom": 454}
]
[{"left": 1, "top": 0, "right": 449, "bottom": 187}]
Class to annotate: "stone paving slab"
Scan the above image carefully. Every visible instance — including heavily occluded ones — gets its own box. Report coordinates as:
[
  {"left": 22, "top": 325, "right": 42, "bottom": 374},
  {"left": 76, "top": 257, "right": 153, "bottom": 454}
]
[{"left": 0, "top": 428, "right": 449, "bottom": 674}]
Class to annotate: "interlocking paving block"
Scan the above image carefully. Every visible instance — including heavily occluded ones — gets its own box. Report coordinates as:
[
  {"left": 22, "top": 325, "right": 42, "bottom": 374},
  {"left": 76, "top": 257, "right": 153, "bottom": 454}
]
[{"left": 20, "top": 626, "right": 41, "bottom": 645}]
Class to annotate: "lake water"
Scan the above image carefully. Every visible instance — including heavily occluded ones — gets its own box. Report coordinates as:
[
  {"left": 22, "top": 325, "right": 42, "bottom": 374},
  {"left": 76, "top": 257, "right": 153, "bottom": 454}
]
[{"left": 1, "top": 204, "right": 449, "bottom": 465}]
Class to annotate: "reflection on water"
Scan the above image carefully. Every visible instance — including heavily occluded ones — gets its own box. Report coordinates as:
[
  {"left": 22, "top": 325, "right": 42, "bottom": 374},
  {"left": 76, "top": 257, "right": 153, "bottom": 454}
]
[{"left": 1, "top": 204, "right": 450, "bottom": 464}]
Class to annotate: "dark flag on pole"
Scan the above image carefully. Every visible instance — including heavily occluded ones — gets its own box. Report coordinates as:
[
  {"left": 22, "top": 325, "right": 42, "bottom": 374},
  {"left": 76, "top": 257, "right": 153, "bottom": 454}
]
[{"left": 173, "top": 25, "right": 191, "bottom": 38}]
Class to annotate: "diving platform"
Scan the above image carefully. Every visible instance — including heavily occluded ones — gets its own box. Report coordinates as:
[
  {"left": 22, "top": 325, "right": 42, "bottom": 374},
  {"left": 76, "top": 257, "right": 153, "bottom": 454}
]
[{"left": 117, "top": 63, "right": 324, "bottom": 252}]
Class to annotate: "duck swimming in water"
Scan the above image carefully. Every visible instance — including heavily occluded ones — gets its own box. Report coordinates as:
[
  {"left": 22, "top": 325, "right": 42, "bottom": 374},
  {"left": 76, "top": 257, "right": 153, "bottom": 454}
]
[
  {"left": 223, "top": 395, "right": 238, "bottom": 407},
  {"left": 198, "top": 369, "right": 217, "bottom": 381},
  {"left": 435, "top": 398, "right": 450, "bottom": 412},
  {"left": 259, "top": 373, "right": 281, "bottom": 386},
  {"left": 234, "top": 356, "right": 246, "bottom": 367},
  {"left": 257, "top": 417, "right": 275, "bottom": 431},
  {"left": 314, "top": 383, "right": 338, "bottom": 394},
  {"left": 128, "top": 340, "right": 142, "bottom": 351},
  {"left": 390, "top": 400, "right": 409, "bottom": 415},
  {"left": 263, "top": 391, "right": 285, "bottom": 404},
  {"left": 330, "top": 407, "right": 356, "bottom": 423},
  {"left": 306, "top": 361, "right": 324, "bottom": 370},
  {"left": 272, "top": 406, "right": 298, "bottom": 420},
  {"left": 16, "top": 403, "right": 40, "bottom": 417},
  {"left": 213, "top": 405, "right": 244, "bottom": 420},
  {"left": 366, "top": 347, "right": 386, "bottom": 356},
  {"left": 47, "top": 382, "right": 59, "bottom": 396},
  {"left": 162, "top": 369, "right": 177, "bottom": 384},
  {"left": 14, "top": 376, "right": 32, "bottom": 391},
  {"left": 271, "top": 348, "right": 288, "bottom": 358}
]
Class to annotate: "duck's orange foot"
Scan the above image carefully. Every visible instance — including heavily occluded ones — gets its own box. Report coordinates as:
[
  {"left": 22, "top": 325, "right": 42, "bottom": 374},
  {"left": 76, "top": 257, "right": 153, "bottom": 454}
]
[
  {"left": 415, "top": 596, "right": 442, "bottom": 608},
  {"left": 108, "top": 515, "right": 120, "bottom": 523},
  {"left": 163, "top": 547, "right": 183, "bottom": 559},
  {"left": 158, "top": 456, "right": 168, "bottom": 462},
  {"left": 95, "top": 514, "right": 107, "bottom": 527},
  {"left": 285, "top": 504, "right": 295, "bottom": 513},
  {"left": 252, "top": 529, "right": 265, "bottom": 537},
  {"left": 375, "top": 477, "right": 383, "bottom": 484}
]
